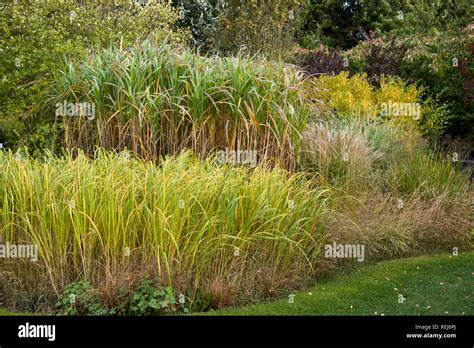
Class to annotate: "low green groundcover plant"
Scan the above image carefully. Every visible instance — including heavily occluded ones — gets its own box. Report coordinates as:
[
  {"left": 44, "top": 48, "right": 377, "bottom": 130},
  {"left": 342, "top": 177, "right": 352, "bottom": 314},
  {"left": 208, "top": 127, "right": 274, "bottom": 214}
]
[{"left": 56, "top": 280, "right": 191, "bottom": 316}]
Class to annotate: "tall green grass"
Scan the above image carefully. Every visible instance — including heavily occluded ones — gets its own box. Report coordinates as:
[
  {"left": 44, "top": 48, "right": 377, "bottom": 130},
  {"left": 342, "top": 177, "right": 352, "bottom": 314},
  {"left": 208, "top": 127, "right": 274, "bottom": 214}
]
[
  {"left": 387, "top": 150, "right": 470, "bottom": 199},
  {"left": 51, "top": 42, "right": 311, "bottom": 169},
  {"left": 0, "top": 149, "right": 330, "bottom": 308}
]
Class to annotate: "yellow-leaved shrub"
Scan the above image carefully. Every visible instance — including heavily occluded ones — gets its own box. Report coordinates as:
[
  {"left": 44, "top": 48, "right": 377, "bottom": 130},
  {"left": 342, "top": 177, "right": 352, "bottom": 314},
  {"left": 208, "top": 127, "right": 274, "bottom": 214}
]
[
  {"left": 312, "top": 72, "right": 426, "bottom": 131},
  {"left": 315, "top": 72, "right": 374, "bottom": 117}
]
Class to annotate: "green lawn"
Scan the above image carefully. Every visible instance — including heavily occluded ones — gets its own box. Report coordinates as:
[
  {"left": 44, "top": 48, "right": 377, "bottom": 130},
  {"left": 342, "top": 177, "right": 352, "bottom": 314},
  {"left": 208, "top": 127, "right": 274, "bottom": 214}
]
[
  {"left": 0, "top": 308, "right": 29, "bottom": 316},
  {"left": 205, "top": 252, "right": 474, "bottom": 315}
]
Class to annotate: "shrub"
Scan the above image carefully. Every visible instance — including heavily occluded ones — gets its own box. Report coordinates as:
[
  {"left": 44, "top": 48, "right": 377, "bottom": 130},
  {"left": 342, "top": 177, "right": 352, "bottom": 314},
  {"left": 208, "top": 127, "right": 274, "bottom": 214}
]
[
  {"left": 172, "top": 0, "right": 222, "bottom": 51},
  {"left": 346, "top": 27, "right": 474, "bottom": 138},
  {"left": 50, "top": 41, "right": 311, "bottom": 169},
  {"left": 375, "top": 75, "right": 423, "bottom": 128},
  {"left": 314, "top": 72, "right": 374, "bottom": 118},
  {"left": 311, "top": 72, "right": 446, "bottom": 135},
  {"left": 294, "top": 47, "right": 348, "bottom": 76},
  {"left": 298, "top": 0, "right": 363, "bottom": 49},
  {"left": 299, "top": 0, "right": 474, "bottom": 50},
  {"left": 346, "top": 36, "right": 408, "bottom": 86},
  {"left": 395, "top": 27, "right": 474, "bottom": 137},
  {"left": 0, "top": 116, "right": 25, "bottom": 148},
  {"left": 298, "top": 2, "right": 473, "bottom": 139},
  {"left": 211, "top": 0, "right": 304, "bottom": 58}
]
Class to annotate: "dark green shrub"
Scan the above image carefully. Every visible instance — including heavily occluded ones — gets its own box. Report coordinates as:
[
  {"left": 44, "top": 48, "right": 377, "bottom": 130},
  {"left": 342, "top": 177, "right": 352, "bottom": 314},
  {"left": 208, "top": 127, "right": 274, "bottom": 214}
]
[
  {"left": 172, "top": 0, "right": 222, "bottom": 51},
  {"left": 395, "top": 28, "right": 474, "bottom": 137},
  {"left": 348, "top": 28, "right": 473, "bottom": 138},
  {"left": 0, "top": 115, "right": 24, "bottom": 148},
  {"left": 212, "top": 0, "right": 304, "bottom": 58},
  {"left": 299, "top": 0, "right": 474, "bottom": 49}
]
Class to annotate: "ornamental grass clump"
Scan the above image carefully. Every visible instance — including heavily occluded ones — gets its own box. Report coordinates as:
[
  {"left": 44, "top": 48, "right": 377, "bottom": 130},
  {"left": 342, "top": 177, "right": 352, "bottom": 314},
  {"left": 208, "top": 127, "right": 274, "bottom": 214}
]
[
  {"left": 0, "top": 149, "right": 330, "bottom": 310},
  {"left": 51, "top": 41, "right": 311, "bottom": 170}
]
